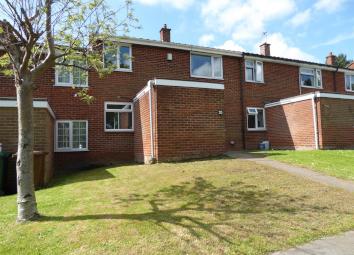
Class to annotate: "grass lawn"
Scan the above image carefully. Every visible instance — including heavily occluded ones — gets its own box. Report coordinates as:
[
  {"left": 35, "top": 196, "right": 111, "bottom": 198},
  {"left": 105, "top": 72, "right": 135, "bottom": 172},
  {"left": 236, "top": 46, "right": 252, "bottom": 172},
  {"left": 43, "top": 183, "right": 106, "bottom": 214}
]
[
  {"left": 2, "top": 157, "right": 354, "bottom": 255},
  {"left": 253, "top": 150, "right": 354, "bottom": 181}
]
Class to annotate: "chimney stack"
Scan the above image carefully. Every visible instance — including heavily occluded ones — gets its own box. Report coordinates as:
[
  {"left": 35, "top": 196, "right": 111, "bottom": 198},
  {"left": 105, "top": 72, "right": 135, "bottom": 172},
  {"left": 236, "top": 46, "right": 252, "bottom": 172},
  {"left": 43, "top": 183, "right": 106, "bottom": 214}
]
[
  {"left": 160, "top": 24, "right": 171, "bottom": 42},
  {"left": 260, "top": 43, "right": 271, "bottom": 56},
  {"left": 326, "top": 52, "right": 336, "bottom": 66}
]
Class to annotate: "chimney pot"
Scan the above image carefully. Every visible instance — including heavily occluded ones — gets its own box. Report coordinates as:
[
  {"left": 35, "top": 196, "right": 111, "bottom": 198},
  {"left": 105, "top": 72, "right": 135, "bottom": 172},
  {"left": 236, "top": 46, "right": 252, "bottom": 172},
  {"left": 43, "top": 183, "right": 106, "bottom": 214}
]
[
  {"left": 160, "top": 24, "right": 171, "bottom": 42},
  {"left": 326, "top": 52, "right": 336, "bottom": 66},
  {"left": 260, "top": 43, "right": 271, "bottom": 56}
]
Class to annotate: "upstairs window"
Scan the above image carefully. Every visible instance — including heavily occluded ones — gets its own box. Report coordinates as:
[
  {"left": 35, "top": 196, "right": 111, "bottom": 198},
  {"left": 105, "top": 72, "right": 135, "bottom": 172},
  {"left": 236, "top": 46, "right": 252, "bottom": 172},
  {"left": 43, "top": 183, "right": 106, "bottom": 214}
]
[
  {"left": 245, "top": 60, "right": 264, "bottom": 83},
  {"left": 55, "top": 60, "right": 88, "bottom": 87},
  {"left": 56, "top": 120, "right": 88, "bottom": 152},
  {"left": 105, "top": 102, "right": 134, "bottom": 132},
  {"left": 104, "top": 44, "right": 132, "bottom": 71},
  {"left": 345, "top": 74, "right": 354, "bottom": 92},
  {"left": 300, "top": 68, "right": 322, "bottom": 88},
  {"left": 190, "top": 53, "right": 223, "bottom": 79},
  {"left": 247, "top": 107, "right": 266, "bottom": 131}
]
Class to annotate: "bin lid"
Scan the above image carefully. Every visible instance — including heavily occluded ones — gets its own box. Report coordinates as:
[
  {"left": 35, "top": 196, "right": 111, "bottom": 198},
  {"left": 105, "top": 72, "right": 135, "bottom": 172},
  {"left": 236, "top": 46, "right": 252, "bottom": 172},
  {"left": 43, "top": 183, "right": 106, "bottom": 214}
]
[{"left": 0, "top": 151, "right": 11, "bottom": 158}]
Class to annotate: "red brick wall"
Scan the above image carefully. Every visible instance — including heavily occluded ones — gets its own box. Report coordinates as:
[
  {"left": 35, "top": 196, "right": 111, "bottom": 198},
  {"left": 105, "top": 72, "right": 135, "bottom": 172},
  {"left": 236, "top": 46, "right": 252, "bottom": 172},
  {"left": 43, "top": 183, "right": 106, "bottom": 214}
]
[
  {"left": 318, "top": 98, "right": 354, "bottom": 149},
  {"left": 266, "top": 99, "right": 316, "bottom": 149},
  {"left": 134, "top": 89, "right": 152, "bottom": 163},
  {"left": 154, "top": 86, "right": 225, "bottom": 161}
]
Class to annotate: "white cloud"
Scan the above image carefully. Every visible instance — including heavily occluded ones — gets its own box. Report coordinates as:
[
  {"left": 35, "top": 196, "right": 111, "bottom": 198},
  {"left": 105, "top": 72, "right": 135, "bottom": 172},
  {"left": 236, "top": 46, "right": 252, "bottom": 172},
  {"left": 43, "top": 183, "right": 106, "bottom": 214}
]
[
  {"left": 198, "top": 34, "right": 215, "bottom": 46},
  {"left": 314, "top": 0, "right": 347, "bottom": 13},
  {"left": 288, "top": 9, "right": 312, "bottom": 27},
  {"left": 135, "top": 0, "right": 194, "bottom": 9},
  {"left": 314, "top": 31, "right": 354, "bottom": 47},
  {"left": 201, "top": 0, "right": 296, "bottom": 41},
  {"left": 216, "top": 40, "right": 245, "bottom": 52},
  {"left": 254, "top": 33, "right": 318, "bottom": 62}
]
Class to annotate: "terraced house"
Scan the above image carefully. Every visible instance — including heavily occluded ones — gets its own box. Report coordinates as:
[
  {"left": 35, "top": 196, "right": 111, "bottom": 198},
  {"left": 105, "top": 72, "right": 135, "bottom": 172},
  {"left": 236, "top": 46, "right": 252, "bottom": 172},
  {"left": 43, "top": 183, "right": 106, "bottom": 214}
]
[{"left": 0, "top": 25, "right": 354, "bottom": 176}]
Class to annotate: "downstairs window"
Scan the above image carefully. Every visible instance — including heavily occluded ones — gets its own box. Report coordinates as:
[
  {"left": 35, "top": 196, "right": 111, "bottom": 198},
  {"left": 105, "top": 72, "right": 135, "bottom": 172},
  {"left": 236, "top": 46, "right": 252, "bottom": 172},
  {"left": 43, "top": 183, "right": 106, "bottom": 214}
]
[
  {"left": 104, "top": 102, "right": 134, "bottom": 132},
  {"left": 56, "top": 120, "right": 88, "bottom": 152},
  {"left": 247, "top": 108, "right": 266, "bottom": 131}
]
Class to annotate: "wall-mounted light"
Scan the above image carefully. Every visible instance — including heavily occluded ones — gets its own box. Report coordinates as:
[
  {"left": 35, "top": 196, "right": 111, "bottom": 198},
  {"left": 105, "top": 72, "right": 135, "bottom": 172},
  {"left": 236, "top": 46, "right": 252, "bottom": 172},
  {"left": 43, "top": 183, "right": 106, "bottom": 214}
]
[
  {"left": 167, "top": 53, "right": 173, "bottom": 61},
  {"left": 218, "top": 110, "right": 223, "bottom": 115}
]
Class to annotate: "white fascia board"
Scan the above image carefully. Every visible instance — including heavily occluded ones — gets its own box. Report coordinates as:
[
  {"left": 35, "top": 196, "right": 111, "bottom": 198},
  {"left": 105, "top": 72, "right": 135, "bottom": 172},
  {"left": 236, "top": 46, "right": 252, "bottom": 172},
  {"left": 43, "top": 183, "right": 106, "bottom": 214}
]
[
  {"left": 265, "top": 93, "right": 315, "bottom": 108},
  {"left": 133, "top": 85, "right": 151, "bottom": 102},
  {"left": 154, "top": 79, "right": 224, "bottom": 90},
  {"left": 116, "top": 37, "right": 243, "bottom": 58},
  {"left": 0, "top": 99, "right": 56, "bottom": 118},
  {"left": 244, "top": 56, "right": 347, "bottom": 72},
  {"left": 265, "top": 92, "right": 354, "bottom": 108},
  {"left": 315, "top": 92, "right": 354, "bottom": 100}
]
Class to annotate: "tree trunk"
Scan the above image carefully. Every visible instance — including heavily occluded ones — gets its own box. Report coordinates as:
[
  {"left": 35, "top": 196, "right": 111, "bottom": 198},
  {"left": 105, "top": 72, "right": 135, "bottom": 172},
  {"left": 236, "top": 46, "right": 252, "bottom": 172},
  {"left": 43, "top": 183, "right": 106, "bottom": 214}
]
[{"left": 16, "top": 81, "right": 39, "bottom": 222}]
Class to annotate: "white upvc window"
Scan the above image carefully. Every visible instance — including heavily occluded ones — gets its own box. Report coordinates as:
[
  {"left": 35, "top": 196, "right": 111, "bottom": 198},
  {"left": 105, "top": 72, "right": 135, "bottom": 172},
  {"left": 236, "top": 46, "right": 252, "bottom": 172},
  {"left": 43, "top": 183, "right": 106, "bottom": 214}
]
[
  {"left": 300, "top": 67, "right": 322, "bottom": 88},
  {"left": 247, "top": 107, "right": 266, "bottom": 131},
  {"left": 104, "top": 102, "right": 134, "bottom": 132},
  {"left": 245, "top": 60, "right": 264, "bottom": 83},
  {"left": 103, "top": 44, "right": 132, "bottom": 72},
  {"left": 55, "top": 60, "right": 88, "bottom": 87},
  {"left": 345, "top": 73, "right": 354, "bottom": 92},
  {"left": 55, "top": 120, "right": 88, "bottom": 152},
  {"left": 190, "top": 53, "right": 223, "bottom": 79}
]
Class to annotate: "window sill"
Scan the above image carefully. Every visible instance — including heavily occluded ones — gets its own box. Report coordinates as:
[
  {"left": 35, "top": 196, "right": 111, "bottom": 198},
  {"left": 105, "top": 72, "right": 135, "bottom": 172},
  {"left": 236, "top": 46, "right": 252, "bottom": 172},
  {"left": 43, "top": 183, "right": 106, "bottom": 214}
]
[
  {"left": 245, "top": 80, "right": 265, "bottom": 84},
  {"left": 345, "top": 90, "right": 354, "bottom": 93},
  {"left": 300, "top": 85, "right": 323, "bottom": 89},
  {"left": 54, "top": 84, "right": 89, "bottom": 88},
  {"left": 247, "top": 129, "right": 267, "bottom": 132},
  {"left": 105, "top": 129, "right": 134, "bottom": 133},
  {"left": 114, "top": 68, "right": 133, "bottom": 73},
  {"left": 190, "top": 75, "right": 224, "bottom": 81},
  {"left": 55, "top": 149, "right": 89, "bottom": 153}
]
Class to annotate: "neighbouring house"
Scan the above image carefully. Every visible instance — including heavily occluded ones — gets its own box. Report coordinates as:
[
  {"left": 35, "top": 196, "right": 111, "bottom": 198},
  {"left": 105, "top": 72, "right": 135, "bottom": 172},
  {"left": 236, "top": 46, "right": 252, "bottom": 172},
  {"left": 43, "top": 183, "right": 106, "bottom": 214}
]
[{"left": 0, "top": 25, "right": 354, "bottom": 174}]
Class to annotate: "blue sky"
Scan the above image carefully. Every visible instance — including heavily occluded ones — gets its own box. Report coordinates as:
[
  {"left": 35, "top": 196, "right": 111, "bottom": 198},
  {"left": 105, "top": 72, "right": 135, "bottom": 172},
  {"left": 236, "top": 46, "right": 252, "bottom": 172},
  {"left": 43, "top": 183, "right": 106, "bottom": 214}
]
[{"left": 108, "top": 0, "right": 354, "bottom": 64}]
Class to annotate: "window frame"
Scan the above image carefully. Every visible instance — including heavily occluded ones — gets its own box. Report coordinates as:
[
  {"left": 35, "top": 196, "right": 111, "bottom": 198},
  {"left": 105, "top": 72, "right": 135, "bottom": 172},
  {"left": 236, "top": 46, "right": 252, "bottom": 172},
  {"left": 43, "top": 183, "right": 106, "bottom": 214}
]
[
  {"left": 345, "top": 73, "right": 354, "bottom": 92},
  {"left": 246, "top": 107, "right": 266, "bottom": 131},
  {"left": 103, "top": 43, "right": 133, "bottom": 72},
  {"left": 104, "top": 102, "right": 134, "bottom": 132},
  {"left": 54, "top": 61, "right": 89, "bottom": 87},
  {"left": 245, "top": 59, "right": 264, "bottom": 83},
  {"left": 190, "top": 52, "right": 223, "bottom": 80},
  {"left": 55, "top": 120, "right": 88, "bottom": 152},
  {"left": 299, "top": 67, "right": 322, "bottom": 89}
]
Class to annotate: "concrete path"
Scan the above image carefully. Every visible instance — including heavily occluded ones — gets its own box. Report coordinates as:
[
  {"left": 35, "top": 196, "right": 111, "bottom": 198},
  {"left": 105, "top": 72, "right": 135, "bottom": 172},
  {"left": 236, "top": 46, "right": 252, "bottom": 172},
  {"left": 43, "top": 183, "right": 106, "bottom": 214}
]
[
  {"left": 271, "top": 231, "right": 354, "bottom": 255},
  {"left": 226, "top": 151, "right": 354, "bottom": 193},
  {"left": 226, "top": 151, "right": 354, "bottom": 255}
]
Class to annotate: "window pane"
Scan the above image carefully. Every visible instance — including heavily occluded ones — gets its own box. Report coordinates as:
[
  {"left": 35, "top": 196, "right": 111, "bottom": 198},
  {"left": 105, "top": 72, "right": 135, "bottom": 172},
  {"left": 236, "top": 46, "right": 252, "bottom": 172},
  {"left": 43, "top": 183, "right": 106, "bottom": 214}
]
[
  {"left": 119, "top": 46, "right": 131, "bottom": 69},
  {"left": 104, "top": 46, "right": 117, "bottom": 68},
  {"left": 345, "top": 75, "right": 351, "bottom": 90},
  {"left": 257, "top": 110, "right": 265, "bottom": 128},
  {"left": 119, "top": 112, "right": 133, "bottom": 129},
  {"left": 245, "top": 60, "right": 254, "bottom": 68},
  {"left": 256, "top": 62, "right": 263, "bottom": 82},
  {"left": 213, "top": 57, "right": 222, "bottom": 78},
  {"left": 301, "top": 68, "right": 314, "bottom": 75},
  {"left": 191, "top": 54, "right": 212, "bottom": 77},
  {"left": 351, "top": 75, "right": 354, "bottom": 91},
  {"left": 315, "top": 69, "right": 322, "bottom": 87},
  {"left": 57, "top": 122, "right": 70, "bottom": 148},
  {"left": 300, "top": 74, "right": 314, "bottom": 87},
  {"left": 72, "top": 61, "right": 87, "bottom": 86},
  {"left": 248, "top": 114, "right": 256, "bottom": 129},
  {"left": 72, "top": 121, "right": 87, "bottom": 149},
  {"left": 57, "top": 66, "right": 70, "bottom": 84},
  {"left": 246, "top": 68, "right": 254, "bottom": 81},
  {"left": 106, "top": 112, "right": 119, "bottom": 130}
]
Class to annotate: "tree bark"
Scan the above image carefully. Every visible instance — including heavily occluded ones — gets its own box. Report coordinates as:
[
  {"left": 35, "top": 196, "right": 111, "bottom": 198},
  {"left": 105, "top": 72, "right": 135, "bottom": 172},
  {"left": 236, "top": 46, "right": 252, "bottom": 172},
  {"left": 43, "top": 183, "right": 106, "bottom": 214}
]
[{"left": 16, "top": 80, "right": 39, "bottom": 222}]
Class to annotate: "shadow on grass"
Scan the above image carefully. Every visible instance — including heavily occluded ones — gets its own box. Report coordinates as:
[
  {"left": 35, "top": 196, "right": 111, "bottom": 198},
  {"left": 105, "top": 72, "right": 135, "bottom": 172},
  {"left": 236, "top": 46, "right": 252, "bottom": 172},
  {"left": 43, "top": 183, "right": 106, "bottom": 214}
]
[{"left": 38, "top": 177, "right": 330, "bottom": 243}]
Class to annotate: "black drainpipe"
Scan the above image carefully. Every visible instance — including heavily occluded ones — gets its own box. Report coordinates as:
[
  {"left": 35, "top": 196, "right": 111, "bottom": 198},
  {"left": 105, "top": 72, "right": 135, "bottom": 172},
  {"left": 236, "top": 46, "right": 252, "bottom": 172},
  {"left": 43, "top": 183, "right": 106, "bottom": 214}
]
[{"left": 240, "top": 54, "right": 246, "bottom": 150}]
